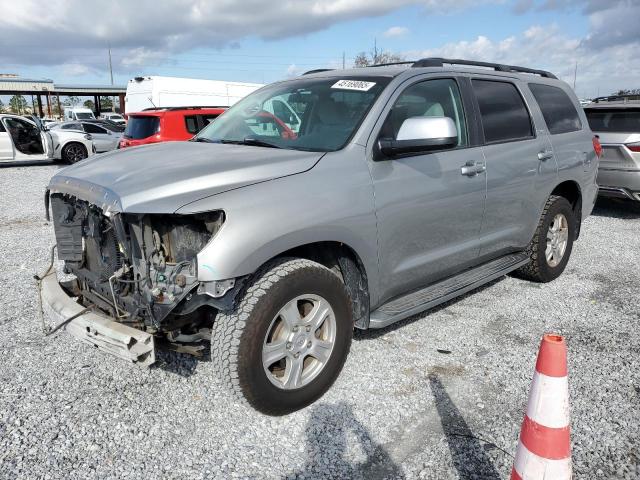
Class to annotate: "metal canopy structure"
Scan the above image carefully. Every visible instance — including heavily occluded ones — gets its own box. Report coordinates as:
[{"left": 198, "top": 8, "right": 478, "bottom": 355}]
[{"left": 0, "top": 75, "right": 126, "bottom": 117}]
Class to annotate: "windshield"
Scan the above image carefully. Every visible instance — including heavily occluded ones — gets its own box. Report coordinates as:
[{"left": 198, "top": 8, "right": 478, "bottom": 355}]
[
  {"left": 124, "top": 116, "right": 160, "bottom": 139},
  {"left": 586, "top": 108, "right": 640, "bottom": 133},
  {"left": 196, "top": 76, "right": 390, "bottom": 152},
  {"left": 75, "top": 112, "right": 94, "bottom": 119}
]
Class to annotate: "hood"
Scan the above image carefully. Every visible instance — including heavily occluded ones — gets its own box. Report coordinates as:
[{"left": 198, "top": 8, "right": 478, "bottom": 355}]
[{"left": 48, "top": 141, "right": 323, "bottom": 213}]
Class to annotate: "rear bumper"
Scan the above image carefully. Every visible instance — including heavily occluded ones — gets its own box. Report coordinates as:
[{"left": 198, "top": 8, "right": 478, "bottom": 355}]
[
  {"left": 597, "top": 167, "right": 640, "bottom": 201},
  {"left": 40, "top": 270, "right": 155, "bottom": 366}
]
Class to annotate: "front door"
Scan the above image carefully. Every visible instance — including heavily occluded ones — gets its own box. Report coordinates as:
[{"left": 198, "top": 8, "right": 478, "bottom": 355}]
[
  {"left": 368, "top": 77, "right": 486, "bottom": 304},
  {"left": 3, "top": 116, "right": 48, "bottom": 160},
  {"left": 0, "top": 119, "right": 15, "bottom": 161}
]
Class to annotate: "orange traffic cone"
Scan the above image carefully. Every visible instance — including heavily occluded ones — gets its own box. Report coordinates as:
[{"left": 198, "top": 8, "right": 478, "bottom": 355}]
[{"left": 511, "top": 334, "right": 571, "bottom": 480}]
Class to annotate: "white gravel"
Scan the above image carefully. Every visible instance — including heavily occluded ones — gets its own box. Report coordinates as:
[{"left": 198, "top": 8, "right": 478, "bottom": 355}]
[{"left": 0, "top": 162, "right": 639, "bottom": 479}]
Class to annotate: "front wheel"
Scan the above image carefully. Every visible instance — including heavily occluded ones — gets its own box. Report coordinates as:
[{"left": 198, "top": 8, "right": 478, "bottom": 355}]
[
  {"left": 61, "top": 142, "right": 87, "bottom": 164},
  {"left": 211, "top": 258, "right": 353, "bottom": 415},
  {"left": 515, "top": 195, "right": 576, "bottom": 282}
]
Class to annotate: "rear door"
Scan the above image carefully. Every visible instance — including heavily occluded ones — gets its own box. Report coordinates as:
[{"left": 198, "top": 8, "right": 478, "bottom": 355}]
[
  {"left": 83, "top": 123, "right": 114, "bottom": 152},
  {"left": 471, "top": 78, "right": 557, "bottom": 258},
  {"left": 0, "top": 119, "right": 15, "bottom": 161}
]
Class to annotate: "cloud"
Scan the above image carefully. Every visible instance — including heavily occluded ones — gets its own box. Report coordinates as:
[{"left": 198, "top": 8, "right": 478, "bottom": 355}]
[
  {"left": 0, "top": 0, "right": 499, "bottom": 73},
  {"left": 410, "top": 20, "right": 640, "bottom": 96},
  {"left": 383, "top": 26, "right": 410, "bottom": 38},
  {"left": 286, "top": 64, "right": 302, "bottom": 77}
]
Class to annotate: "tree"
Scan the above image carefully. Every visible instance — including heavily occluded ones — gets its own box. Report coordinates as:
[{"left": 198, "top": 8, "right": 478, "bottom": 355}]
[
  {"left": 9, "top": 95, "right": 28, "bottom": 114},
  {"left": 354, "top": 50, "right": 405, "bottom": 67},
  {"left": 100, "top": 96, "right": 113, "bottom": 111},
  {"left": 64, "top": 95, "right": 80, "bottom": 106},
  {"left": 83, "top": 100, "right": 95, "bottom": 111},
  {"left": 0, "top": 99, "right": 4, "bottom": 113},
  {"left": 613, "top": 88, "right": 640, "bottom": 95}
]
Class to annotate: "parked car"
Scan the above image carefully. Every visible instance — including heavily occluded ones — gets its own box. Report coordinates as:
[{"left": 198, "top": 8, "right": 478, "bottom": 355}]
[
  {"left": 63, "top": 107, "right": 96, "bottom": 121},
  {"left": 584, "top": 95, "right": 640, "bottom": 201},
  {"left": 118, "top": 106, "right": 225, "bottom": 149},
  {"left": 100, "top": 112, "right": 126, "bottom": 126},
  {"left": 0, "top": 114, "right": 95, "bottom": 163},
  {"left": 83, "top": 118, "right": 125, "bottom": 133},
  {"left": 42, "top": 58, "right": 600, "bottom": 415},
  {"left": 51, "top": 120, "right": 122, "bottom": 153}
]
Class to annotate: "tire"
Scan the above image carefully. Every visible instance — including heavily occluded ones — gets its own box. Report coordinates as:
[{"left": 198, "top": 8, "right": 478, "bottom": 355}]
[
  {"left": 61, "top": 142, "right": 88, "bottom": 164},
  {"left": 211, "top": 258, "right": 353, "bottom": 415},
  {"left": 515, "top": 195, "right": 576, "bottom": 283}
]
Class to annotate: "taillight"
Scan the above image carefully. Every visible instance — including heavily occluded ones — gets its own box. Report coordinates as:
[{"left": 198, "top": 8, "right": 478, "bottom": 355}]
[
  {"left": 592, "top": 135, "right": 602, "bottom": 158},
  {"left": 626, "top": 142, "right": 640, "bottom": 153}
]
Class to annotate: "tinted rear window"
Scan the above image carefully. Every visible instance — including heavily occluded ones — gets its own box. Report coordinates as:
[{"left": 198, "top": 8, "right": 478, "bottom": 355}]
[
  {"left": 585, "top": 108, "right": 640, "bottom": 133},
  {"left": 472, "top": 80, "right": 533, "bottom": 143},
  {"left": 124, "top": 116, "right": 160, "bottom": 139},
  {"left": 529, "top": 84, "right": 582, "bottom": 134}
]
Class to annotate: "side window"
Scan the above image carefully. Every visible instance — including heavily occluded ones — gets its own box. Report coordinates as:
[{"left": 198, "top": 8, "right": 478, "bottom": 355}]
[
  {"left": 472, "top": 80, "right": 533, "bottom": 143},
  {"left": 529, "top": 83, "right": 582, "bottom": 134},
  {"left": 61, "top": 123, "right": 81, "bottom": 130},
  {"left": 185, "top": 115, "right": 198, "bottom": 134},
  {"left": 381, "top": 78, "right": 468, "bottom": 147},
  {"left": 83, "top": 123, "right": 106, "bottom": 134}
]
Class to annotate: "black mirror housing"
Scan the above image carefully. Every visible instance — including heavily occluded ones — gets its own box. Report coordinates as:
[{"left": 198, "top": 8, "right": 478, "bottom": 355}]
[{"left": 377, "top": 136, "right": 457, "bottom": 158}]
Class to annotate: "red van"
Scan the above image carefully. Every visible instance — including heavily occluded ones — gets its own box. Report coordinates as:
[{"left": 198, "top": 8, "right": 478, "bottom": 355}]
[{"left": 119, "top": 106, "right": 225, "bottom": 149}]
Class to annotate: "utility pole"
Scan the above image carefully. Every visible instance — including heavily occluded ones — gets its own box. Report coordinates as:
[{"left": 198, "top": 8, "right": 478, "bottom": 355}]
[
  {"left": 108, "top": 43, "right": 115, "bottom": 112},
  {"left": 374, "top": 38, "right": 378, "bottom": 64},
  {"left": 572, "top": 61, "right": 577, "bottom": 90},
  {"left": 342, "top": 51, "right": 345, "bottom": 69}
]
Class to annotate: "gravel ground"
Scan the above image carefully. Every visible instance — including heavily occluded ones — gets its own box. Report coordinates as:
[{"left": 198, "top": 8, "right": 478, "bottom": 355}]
[{"left": 1, "top": 162, "right": 639, "bottom": 479}]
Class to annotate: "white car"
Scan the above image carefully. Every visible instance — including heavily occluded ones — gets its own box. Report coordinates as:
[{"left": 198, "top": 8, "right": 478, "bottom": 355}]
[
  {"left": 51, "top": 121, "right": 122, "bottom": 153},
  {"left": 100, "top": 112, "right": 126, "bottom": 126},
  {"left": 0, "top": 114, "right": 96, "bottom": 164}
]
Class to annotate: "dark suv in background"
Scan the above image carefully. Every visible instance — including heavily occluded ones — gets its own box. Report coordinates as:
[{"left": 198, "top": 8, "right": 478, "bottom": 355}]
[
  {"left": 119, "top": 106, "right": 226, "bottom": 149},
  {"left": 585, "top": 95, "right": 640, "bottom": 201}
]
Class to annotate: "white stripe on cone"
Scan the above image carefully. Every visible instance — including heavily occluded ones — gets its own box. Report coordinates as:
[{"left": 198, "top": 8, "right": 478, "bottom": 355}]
[
  {"left": 526, "top": 371, "right": 570, "bottom": 429},
  {"left": 513, "top": 441, "right": 572, "bottom": 479}
]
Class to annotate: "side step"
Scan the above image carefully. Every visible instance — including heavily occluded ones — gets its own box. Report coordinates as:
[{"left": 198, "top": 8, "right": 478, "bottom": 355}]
[{"left": 369, "top": 253, "right": 529, "bottom": 329}]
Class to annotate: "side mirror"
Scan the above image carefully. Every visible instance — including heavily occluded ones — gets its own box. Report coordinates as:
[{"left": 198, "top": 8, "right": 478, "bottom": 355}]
[{"left": 378, "top": 116, "right": 458, "bottom": 158}]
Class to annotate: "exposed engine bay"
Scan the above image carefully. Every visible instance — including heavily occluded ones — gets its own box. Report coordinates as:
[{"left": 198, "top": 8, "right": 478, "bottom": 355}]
[{"left": 49, "top": 193, "right": 230, "bottom": 353}]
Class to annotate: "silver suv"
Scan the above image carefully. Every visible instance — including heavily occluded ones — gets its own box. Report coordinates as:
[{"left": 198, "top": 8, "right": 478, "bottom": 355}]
[
  {"left": 42, "top": 58, "right": 600, "bottom": 414},
  {"left": 584, "top": 95, "right": 640, "bottom": 201}
]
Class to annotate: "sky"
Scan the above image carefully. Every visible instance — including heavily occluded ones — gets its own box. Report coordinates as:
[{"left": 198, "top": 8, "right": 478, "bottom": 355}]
[{"left": 0, "top": 0, "right": 639, "bottom": 100}]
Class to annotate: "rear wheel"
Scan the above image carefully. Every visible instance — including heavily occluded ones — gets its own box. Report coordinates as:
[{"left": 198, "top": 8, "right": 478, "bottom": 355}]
[
  {"left": 211, "top": 258, "right": 353, "bottom": 415},
  {"left": 515, "top": 195, "right": 576, "bottom": 282},
  {"left": 61, "top": 142, "right": 87, "bottom": 164}
]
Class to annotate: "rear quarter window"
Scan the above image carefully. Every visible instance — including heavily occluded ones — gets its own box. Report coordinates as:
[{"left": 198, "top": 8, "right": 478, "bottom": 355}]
[
  {"left": 185, "top": 115, "right": 198, "bottom": 134},
  {"left": 529, "top": 83, "right": 582, "bottom": 134},
  {"left": 472, "top": 80, "right": 533, "bottom": 143}
]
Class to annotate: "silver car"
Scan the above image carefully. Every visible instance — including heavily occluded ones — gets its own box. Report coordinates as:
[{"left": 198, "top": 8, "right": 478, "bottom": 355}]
[
  {"left": 584, "top": 95, "right": 640, "bottom": 201},
  {"left": 42, "top": 58, "right": 599, "bottom": 414}
]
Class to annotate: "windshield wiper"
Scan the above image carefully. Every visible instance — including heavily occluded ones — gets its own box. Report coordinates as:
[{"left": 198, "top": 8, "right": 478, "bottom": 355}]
[
  {"left": 220, "top": 138, "right": 282, "bottom": 149},
  {"left": 193, "top": 137, "right": 214, "bottom": 143}
]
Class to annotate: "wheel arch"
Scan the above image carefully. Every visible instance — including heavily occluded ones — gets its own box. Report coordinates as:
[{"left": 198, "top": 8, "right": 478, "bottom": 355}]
[{"left": 550, "top": 180, "right": 582, "bottom": 239}]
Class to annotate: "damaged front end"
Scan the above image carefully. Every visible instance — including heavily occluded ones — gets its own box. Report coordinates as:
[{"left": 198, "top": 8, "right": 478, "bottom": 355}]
[{"left": 45, "top": 192, "right": 239, "bottom": 363}]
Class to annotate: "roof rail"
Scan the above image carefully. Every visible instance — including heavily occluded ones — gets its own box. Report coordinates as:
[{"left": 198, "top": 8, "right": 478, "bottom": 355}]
[
  {"left": 412, "top": 57, "right": 557, "bottom": 79},
  {"left": 591, "top": 94, "right": 640, "bottom": 103},
  {"left": 365, "top": 61, "right": 415, "bottom": 68},
  {"left": 141, "top": 106, "right": 228, "bottom": 111},
  {"left": 302, "top": 69, "right": 335, "bottom": 76}
]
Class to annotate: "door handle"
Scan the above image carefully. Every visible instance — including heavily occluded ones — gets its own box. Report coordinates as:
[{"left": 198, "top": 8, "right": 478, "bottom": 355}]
[
  {"left": 460, "top": 161, "right": 486, "bottom": 177},
  {"left": 538, "top": 150, "right": 554, "bottom": 161}
]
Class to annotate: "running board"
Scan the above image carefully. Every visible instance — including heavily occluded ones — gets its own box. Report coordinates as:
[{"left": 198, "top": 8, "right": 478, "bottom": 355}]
[{"left": 369, "top": 253, "right": 529, "bottom": 329}]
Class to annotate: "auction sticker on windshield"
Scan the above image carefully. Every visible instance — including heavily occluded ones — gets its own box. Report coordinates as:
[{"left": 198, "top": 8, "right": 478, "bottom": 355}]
[{"left": 331, "top": 80, "right": 376, "bottom": 91}]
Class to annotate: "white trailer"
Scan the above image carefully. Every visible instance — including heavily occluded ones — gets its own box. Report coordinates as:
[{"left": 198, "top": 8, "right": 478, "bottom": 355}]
[{"left": 124, "top": 76, "right": 263, "bottom": 114}]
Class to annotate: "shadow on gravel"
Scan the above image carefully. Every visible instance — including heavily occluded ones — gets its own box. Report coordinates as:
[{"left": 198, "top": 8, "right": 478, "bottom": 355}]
[
  {"left": 152, "top": 349, "right": 210, "bottom": 378},
  {"left": 428, "top": 374, "right": 500, "bottom": 480},
  {"left": 591, "top": 197, "right": 640, "bottom": 219},
  {"left": 354, "top": 277, "right": 504, "bottom": 341},
  {"left": 286, "top": 402, "right": 405, "bottom": 480}
]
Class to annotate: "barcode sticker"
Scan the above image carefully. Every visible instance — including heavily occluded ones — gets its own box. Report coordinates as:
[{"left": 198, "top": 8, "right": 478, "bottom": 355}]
[{"left": 331, "top": 80, "right": 376, "bottom": 91}]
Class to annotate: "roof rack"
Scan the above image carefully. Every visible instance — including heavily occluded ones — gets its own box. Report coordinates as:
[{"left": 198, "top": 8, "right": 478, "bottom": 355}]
[
  {"left": 411, "top": 57, "right": 557, "bottom": 78},
  {"left": 591, "top": 94, "right": 640, "bottom": 103},
  {"left": 141, "top": 106, "right": 228, "bottom": 111},
  {"left": 302, "top": 69, "right": 335, "bottom": 76}
]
